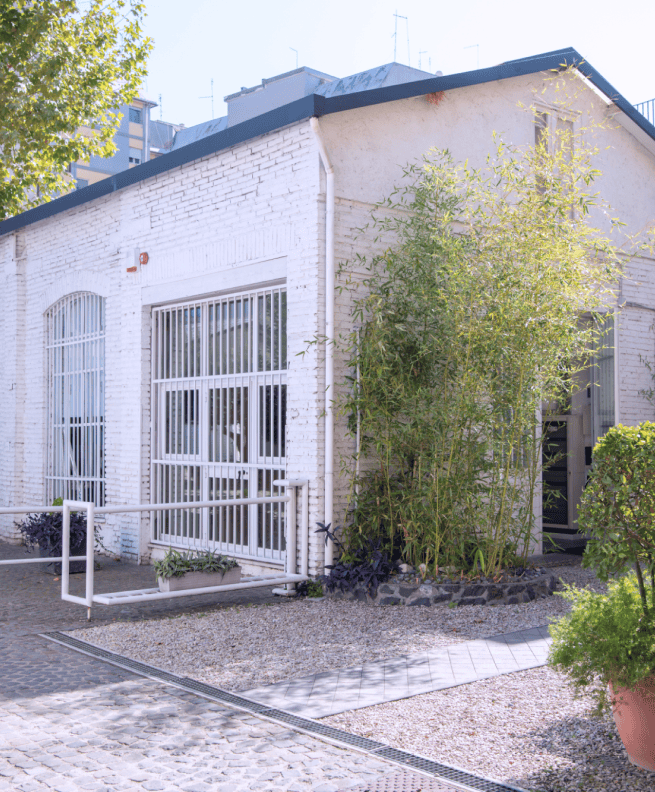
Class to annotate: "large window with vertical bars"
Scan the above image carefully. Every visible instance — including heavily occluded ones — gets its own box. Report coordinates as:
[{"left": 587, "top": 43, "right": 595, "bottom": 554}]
[
  {"left": 45, "top": 293, "right": 106, "bottom": 506},
  {"left": 151, "top": 286, "right": 287, "bottom": 562}
]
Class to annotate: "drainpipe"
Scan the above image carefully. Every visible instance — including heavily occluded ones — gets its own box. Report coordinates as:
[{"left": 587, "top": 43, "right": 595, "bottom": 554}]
[{"left": 310, "top": 117, "right": 335, "bottom": 574}]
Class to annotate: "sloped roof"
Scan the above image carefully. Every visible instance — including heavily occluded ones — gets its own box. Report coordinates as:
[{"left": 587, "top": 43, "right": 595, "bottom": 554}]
[
  {"left": 315, "top": 63, "right": 434, "bottom": 98},
  {"left": 2, "top": 47, "right": 653, "bottom": 237},
  {"left": 168, "top": 116, "right": 228, "bottom": 152}
]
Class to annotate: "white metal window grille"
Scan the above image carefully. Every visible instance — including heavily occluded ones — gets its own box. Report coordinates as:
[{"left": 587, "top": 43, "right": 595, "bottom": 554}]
[
  {"left": 45, "top": 293, "right": 106, "bottom": 506},
  {"left": 592, "top": 314, "right": 615, "bottom": 445},
  {"left": 151, "top": 287, "right": 287, "bottom": 562}
]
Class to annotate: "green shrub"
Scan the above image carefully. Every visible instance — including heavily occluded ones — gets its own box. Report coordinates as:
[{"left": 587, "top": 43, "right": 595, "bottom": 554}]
[
  {"left": 550, "top": 423, "right": 655, "bottom": 712},
  {"left": 580, "top": 422, "right": 655, "bottom": 616},
  {"left": 549, "top": 574, "right": 655, "bottom": 713}
]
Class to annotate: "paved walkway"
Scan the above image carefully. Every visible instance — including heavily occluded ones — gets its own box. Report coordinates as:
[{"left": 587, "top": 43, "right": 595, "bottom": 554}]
[
  {"left": 0, "top": 647, "right": 399, "bottom": 792},
  {"left": 240, "top": 626, "right": 552, "bottom": 718},
  {"left": 0, "top": 540, "right": 484, "bottom": 792}
]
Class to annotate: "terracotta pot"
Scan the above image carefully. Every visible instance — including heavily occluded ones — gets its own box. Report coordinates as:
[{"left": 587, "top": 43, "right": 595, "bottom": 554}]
[{"left": 610, "top": 677, "right": 655, "bottom": 771}]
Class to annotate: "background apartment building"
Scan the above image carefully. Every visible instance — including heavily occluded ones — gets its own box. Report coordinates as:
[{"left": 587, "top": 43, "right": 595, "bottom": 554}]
[{"left": 70, "top": 97, "right": 183, "bottom": 189}]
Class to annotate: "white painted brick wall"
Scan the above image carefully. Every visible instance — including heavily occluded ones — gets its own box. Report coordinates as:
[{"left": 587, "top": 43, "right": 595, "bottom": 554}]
[
  {"left": 618, "top": 257, "right": 655, "bottom": 425},
  {"left": 0, "top": 121, "right": 331, "bottom": 575}
]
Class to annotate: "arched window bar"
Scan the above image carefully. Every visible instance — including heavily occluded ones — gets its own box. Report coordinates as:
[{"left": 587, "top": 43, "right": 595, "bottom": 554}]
[{"left": 45, "top": 293, "right": 106, "bottom": 506}]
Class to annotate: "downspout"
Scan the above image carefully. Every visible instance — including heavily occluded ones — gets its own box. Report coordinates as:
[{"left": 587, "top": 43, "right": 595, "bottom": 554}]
[{"left": 310, "top": 117, "right": 335, "bottom": 574}]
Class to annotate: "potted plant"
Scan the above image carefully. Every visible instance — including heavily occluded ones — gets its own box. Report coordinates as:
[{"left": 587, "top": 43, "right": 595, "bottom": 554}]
[
  {"left": 16, "top": 498, "right": 96, "bottom": 574},
  {"left": 153, "top": 548, "right": 241, "bottom": 592},
  {"left": 549, "top": 422, "right": 655, "bottom": 771}
]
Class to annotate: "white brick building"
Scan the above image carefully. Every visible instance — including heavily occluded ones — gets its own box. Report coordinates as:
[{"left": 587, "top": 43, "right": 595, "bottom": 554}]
[{"left": 1, "top": 48, "right": 655, "bottom": 575}]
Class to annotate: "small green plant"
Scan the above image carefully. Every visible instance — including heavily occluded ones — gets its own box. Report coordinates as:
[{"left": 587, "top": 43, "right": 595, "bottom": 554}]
[
  {"left": 154, "top": 548, "right": 239, "bottom": 580},
  {"left": 549, "top": 575, "right": 655, "bottom": 713},
  {"left": 296, "top": 579, "right": 324, "bottom": 598}
]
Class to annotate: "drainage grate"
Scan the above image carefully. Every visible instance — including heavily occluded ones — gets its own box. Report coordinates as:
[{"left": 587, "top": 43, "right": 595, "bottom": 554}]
[
  {"left": 41, "top": 631, "right": 528, "bottom": 792},
  {"left": 178, "top": 678, "right": 271, "bottom": 714},
  {"left": 338, "top": 771, "right": 473, "bottom": 792},
  {"left": 373, "top": 748, "right": 525, "bottom": 792},
  {"left": 42, "top": 632, "right": 190, "bottom": 686},
  {"left": 258, "top": 708, "right": 387, "bottom": 752}
]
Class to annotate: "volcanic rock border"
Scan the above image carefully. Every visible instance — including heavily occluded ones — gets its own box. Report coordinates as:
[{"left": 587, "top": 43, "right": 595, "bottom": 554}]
[{"left": 325, "top": 569, "right": 558, "bottom": 607}]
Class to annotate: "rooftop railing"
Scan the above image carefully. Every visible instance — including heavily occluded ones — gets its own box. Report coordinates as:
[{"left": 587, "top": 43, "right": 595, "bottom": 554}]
[{"left": 634, "top": 98, "right": 655, "bottom": 125}]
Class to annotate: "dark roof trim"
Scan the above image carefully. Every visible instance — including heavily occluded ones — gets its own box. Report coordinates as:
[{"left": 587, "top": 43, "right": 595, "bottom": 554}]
[{"left": 2, "top": 47, "right": 654, "bottom": 238}]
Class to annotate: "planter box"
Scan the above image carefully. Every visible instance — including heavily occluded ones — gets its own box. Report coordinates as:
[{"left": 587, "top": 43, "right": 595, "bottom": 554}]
[{"left": 157, "top": 566, "right": 242, "bottom": 592}]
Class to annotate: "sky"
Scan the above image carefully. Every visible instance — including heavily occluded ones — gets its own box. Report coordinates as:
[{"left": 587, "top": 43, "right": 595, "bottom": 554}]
[{"left": 142, "top": 0, "right": 655, "bottom": 129}]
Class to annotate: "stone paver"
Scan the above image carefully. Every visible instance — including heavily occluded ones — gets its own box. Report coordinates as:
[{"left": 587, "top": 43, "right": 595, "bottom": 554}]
[
  {"left": 0, "top": 540, "right": 455, "bottom": 792},
  {"left": 0, "top": 668, "right": 401, "bottom": 792},
  {"left": 239, "top": 625, "right": 552, "bottom": 718}
]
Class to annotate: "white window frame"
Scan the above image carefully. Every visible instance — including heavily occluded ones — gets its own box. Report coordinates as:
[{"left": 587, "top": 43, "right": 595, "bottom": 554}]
[{"left": 150, "top": 285, "right": 287, "bottom": 563}]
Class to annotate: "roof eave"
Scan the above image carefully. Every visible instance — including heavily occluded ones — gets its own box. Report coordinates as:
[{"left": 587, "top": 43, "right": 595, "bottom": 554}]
[{"left": 2, "top": 47, "right": 654, "bottom": 238}]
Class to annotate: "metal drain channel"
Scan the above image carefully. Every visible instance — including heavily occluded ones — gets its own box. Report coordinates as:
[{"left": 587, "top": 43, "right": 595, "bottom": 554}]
[
  {"left": 41, "top": 631, "right": 528, "bottom": 792},
  {"left": 372, "top": 749, "right": 525, "bottom": 792}
]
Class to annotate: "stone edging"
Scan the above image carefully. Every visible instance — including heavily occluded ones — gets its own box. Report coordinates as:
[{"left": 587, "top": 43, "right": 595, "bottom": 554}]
[{"left": 325, "top": 572, "right": 558, "bottom": 607}]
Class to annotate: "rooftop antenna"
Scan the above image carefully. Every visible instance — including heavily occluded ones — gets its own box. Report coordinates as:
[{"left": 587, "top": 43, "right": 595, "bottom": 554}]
[
  {"left": 199, "top": 78, "right": 214, "bottom": 120},
  {"left": 290, "top": 47, "right": 298, "bottom": 69},
  {"left": 464, "top": 43, "right": 480, "bottom": 69},
  {"left": 405, "top": 16, "right": 410, "bottom": 66},
  {"left": 419, "top": 50, "right": 427, "bottom": 70},
  {"left": 392, "top": 10, "right": 407, "bottom": 63},
  {"left": 158, "top": 93, "right": 162, "bottom": 121}
]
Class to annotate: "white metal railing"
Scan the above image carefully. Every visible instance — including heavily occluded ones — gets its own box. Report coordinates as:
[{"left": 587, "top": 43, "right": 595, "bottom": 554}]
[
  {"left": 0, "top": 479, "right": 309, "bottom": 619},
  {"left": 635, "top": 98, "right": 655, "bottom": 126}
]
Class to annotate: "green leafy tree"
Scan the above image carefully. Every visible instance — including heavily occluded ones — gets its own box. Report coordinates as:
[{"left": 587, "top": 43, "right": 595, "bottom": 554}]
[{"left": 0, "top": 0, "right": 151, "bottom": 219}]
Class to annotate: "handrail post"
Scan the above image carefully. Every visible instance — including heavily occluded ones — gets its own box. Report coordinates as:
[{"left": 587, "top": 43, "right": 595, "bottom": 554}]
[
  {"left": 272, "top": 478, "right": 302, "bottom": 595},
  {"left": 300, "top": 480, "right": 309, "bottom": 578},
  {"left": 61, "top": 501, "right": 71, "bottom": 603},
  {"left": 85, "top": 501, "right": 95, "bottom": 620},
  {"left": 286, "top": 482, "right": 297, "bottom": 581}
]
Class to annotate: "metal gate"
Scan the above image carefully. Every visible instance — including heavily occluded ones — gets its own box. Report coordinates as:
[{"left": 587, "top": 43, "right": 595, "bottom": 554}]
[{"left": 151, "top": 286, "right": 287, "bottom": 563}]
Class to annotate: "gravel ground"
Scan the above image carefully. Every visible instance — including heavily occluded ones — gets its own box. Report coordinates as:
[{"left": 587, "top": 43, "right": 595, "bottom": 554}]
[
  {"left": 71, "top": 564, "right": 602, "bottom": 692},
  {"left": 323, "top": 668, "right": 655, "bottom": 792},
  {"left": 68, "top": 562, "right": 651, "bottom": 792}
]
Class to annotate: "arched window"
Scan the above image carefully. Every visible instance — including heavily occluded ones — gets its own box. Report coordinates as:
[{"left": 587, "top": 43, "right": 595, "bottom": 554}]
[{"left": 45, "top": 293, "right": 105, "bottom": 506}]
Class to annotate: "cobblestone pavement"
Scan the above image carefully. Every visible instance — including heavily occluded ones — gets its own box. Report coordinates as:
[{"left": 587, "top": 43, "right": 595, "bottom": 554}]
[
  {"left": 0, "top": 540, "right": 283, "bottom": 637},
  {"left": 0, "top": 541, "right": 452, "bottom": 792}
]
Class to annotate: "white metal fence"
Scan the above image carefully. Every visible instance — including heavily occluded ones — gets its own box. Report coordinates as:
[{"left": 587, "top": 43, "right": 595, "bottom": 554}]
[{"left": 0, "top": 479, "right": 309, "bottom": 619}]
